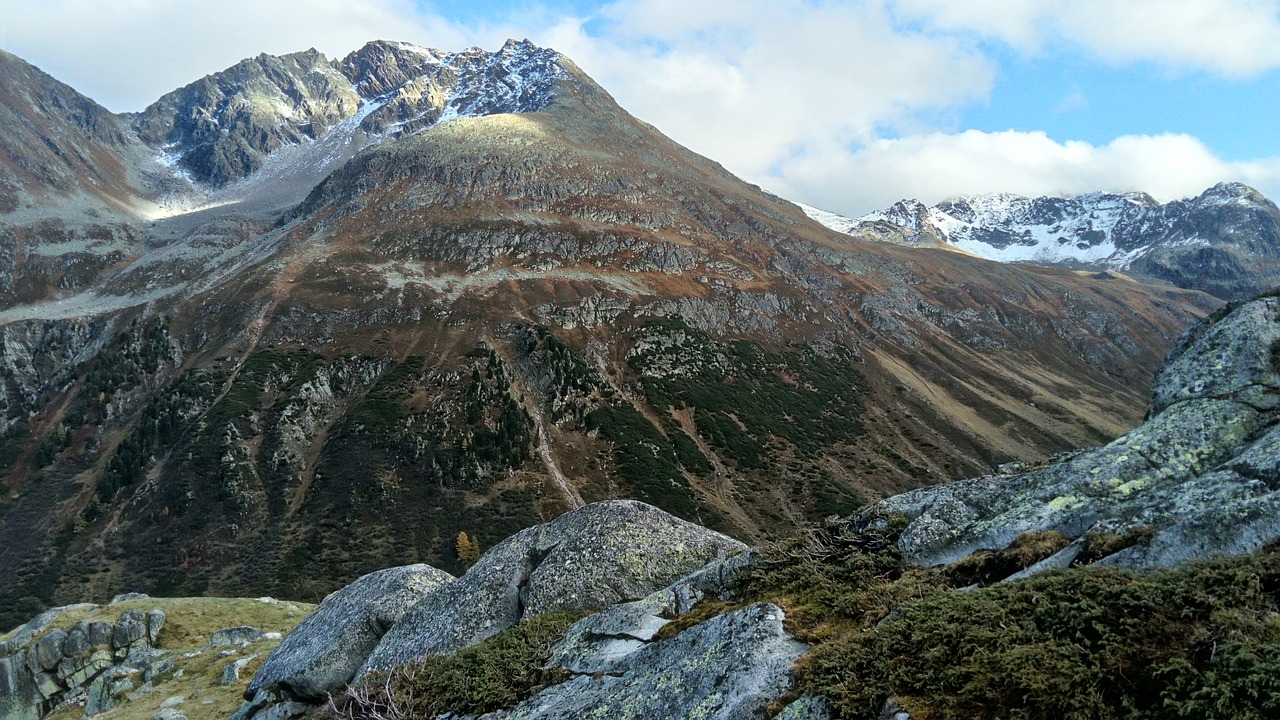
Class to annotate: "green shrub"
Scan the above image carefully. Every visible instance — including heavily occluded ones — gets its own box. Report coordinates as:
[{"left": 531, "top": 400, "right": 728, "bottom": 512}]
[{"left": 331, "top": 611, "right": 582, "bottom": 719}]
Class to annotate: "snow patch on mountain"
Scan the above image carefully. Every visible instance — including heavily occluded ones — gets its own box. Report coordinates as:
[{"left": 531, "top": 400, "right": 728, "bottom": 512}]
[{"left": 803, "top": 184, "right": 1262, "bottom": 269}]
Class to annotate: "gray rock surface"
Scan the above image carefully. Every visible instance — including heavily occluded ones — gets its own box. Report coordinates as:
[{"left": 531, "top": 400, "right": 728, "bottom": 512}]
[
  {"left": 551, "top": 552, "right": 756, "bottom": 675},
  {"left": 776, "top": 695, "right": 832, "bottom": 720},
  {"left": 222, "top": 655, "right": 259, "bottom": 686},
  {"left": 247, "top": 564, "right": 454, "bottom": 702},
  {"left": 35, "top": 629, "right": 66, "bottom": 671},
  {"left": 0, "top": 651, "right": 41, "bottom": 720},
  {"left": 868, "top": 296, "right": 1280, "bottom": 568},
  {"left": 360, "top": 500, "right": 746, "bottom": 676},
  {"left": 113, "top": 610, "right": 148, "bottom": 653},
  {"left": 206, "top": 627, "right": 263, "bottom": 648},
  {"left": 485, "top": 603, "right": 806, "bottom": 720}
]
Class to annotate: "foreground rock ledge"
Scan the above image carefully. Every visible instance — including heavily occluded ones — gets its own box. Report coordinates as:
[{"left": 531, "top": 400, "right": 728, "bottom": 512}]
[{"left": 869, "top": 295, "right": 1280, "bottom": 568}]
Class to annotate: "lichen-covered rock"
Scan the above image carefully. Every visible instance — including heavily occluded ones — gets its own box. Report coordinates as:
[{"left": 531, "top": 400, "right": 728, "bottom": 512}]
[
  {"left": 0, "top": 651, "right": 41, "bottom": 720},
  {"left": 246, "top": 564, "right": 453, "bottom": 701},
  {"left": 359, "top": 500, "right": 746, "bottom": 676},
  {"left": 206, "top": 627, "right": 263, "bottom": 648},
  {"left": 84, "top": 667, "right": 135, "bottom": 716},
  {"left": 113, "top": 610, "right": 148, "bottom": 653},
  {"left": 868, "top": 296, "right": 1280, "bottom": 568},
  {"left": 1150, "top": 298, "right": 1280, "bottom": 414},
  {"left": 486, "top": 603, "right": 806, "bottom": 720},
  {"left": 145, "top": 610, "right": 166, "bottom": 645},
  {"left": 34, "top": 629, "right": 66, "bottom": 671},
  {"left": 552, "top": 552, "right": 757, "bottom": 675},
  {"left": 87, "top": 622, "right": 113, "bottom": 647},
  {"left": 776, "top": 695, "right": 832, "bottom": 720},
  {"left": 63, "top": 623, "right": 91, "bottom": 659}
]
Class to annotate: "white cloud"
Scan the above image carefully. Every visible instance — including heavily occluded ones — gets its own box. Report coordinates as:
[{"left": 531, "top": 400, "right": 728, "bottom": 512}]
[
  {"left": 0, "top": 0, "right": 483, "bottom": 111},
  {"left": 776, "top": 130, "right": 1280, "bottom": 215},
  {"left": 893, "top": 0, "right": 1280, "bottom": 76},
  {"left": 544, "top": 0, "right": 995, "bottom": 181}
]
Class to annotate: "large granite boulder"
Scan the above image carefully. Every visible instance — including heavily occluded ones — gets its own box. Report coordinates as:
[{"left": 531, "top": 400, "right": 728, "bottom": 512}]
[
  {"left": 246, "top": 564, "right": 454, "bottom": 702},
  {"left": 867, "top": 296, "right": 1280, "bottom": 568},
  {"left": 359, "top": 500, "right": 747, "bottom": 676},
  {"left": 487, "top": 603, "right": 806, "bottom": 720}
]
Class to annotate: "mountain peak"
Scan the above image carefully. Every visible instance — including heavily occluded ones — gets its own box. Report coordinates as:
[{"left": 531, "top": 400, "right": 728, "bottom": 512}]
[
  {"left": 131, "top": 40, "right": 571, "bottom": 188},
  {"left": 807, "top": 183, "right": 1280, "bottom": 299}
]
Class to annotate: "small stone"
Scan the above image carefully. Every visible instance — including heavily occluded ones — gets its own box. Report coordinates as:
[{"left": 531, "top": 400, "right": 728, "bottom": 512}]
[
  {"left": 160, "top": 695, "right": 185, "bottom": 708},
  {"left": 153, "top": 709, "right": 187, "bottom": 720},
  {"left": 110, "top": 592, "right": 150, "bottom": 604},
  {"left": 221, "top": 654, "right": 259, "bottom": 686},
  {"left": 146, "top": 610, "right": 167, "bottom": 645}
]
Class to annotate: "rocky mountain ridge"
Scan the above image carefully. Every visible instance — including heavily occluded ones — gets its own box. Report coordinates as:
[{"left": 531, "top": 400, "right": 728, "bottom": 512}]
[
  {"left": 131, "top": 39, "right": 567, "bottom": 189},
  {"left": 806, "top": 183, "right": 1280, "bottom": 299},
  {"left": 0, "top": 41, "right": 1217, "bottom": 632}
]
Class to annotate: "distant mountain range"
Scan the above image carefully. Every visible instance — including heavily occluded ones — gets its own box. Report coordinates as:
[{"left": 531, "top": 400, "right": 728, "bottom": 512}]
[
  {"left": 803, "top": 182, "right": 1280, "bottom": 299},
  {"left": 0, "top": 40, "right": 1216, "bottom": 626}
]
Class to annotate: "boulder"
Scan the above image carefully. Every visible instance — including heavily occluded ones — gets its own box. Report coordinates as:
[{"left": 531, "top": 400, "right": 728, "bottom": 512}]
[
  {"left": 868, "top": 296, "right": 1280, "bottom": 569},
  {"left": 552, "top": 552, "right": 757, "bottom": 675},
  {"left": 63, "top": 624, "right": 91, "bottom": 659},
  {"left": 359, "top": 500, "right": 746, "bottom": 677},
  {"left": 87, "top": 622, "right": 114, "bottom": 647},
  {"left": 207, "top": 627, "right": 263, "bottom": 648},
  {"left": 35, "top": 629, "right": 66, "bottom": 671},
  {"left": 247, "top": 564, "right": 453, "bottom": 702},
  {"left": 488, "top": 603, "right": 806, "bottom": 720}
]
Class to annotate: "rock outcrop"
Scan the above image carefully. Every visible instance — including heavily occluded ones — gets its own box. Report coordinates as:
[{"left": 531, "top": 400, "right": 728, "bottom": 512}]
[
  {"left": 489, "top": 603, "right": 805, "bottom": 720},
  {"left": 359, "top": 500, "right": 747, "bottom": 675},
  {"left": 233, "top": 501, "right": 759, "bottom": 720},
  {"left": 868, "top": 295, "right": 1280, "bottom": 567},
  {"left": 0, "top": 604, "right": 170, "bottom": 720},
  {"left": 246, "top": 564, "right": 454, "bottom": 701}
]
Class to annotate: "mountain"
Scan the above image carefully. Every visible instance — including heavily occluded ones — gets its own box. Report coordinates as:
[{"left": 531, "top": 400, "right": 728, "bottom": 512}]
[
  {"left": 4, "top": 295, "right": 1279, "bottom": 720},
  {"left": 806, "top": 183, "right": 1280, "bottom": 299},
  {"left": 0, "top": 41, "right": 1216, "bottom": 629}
]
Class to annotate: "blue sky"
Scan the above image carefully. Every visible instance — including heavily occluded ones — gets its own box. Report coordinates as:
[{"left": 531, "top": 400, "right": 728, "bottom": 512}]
[{"left": 2, "top": 0, "right": 1277, "bottom": 214}]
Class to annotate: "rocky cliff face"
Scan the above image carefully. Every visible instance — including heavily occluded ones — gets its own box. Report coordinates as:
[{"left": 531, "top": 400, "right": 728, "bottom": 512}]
[{"left": 808, "top": 183, "right": 1280, "bottom": 300}]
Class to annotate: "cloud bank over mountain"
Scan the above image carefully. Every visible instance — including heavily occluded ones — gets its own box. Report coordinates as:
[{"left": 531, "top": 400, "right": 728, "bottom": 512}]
[{"left": 2, "top": 0, "right": 1275, "bottom": 214}]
